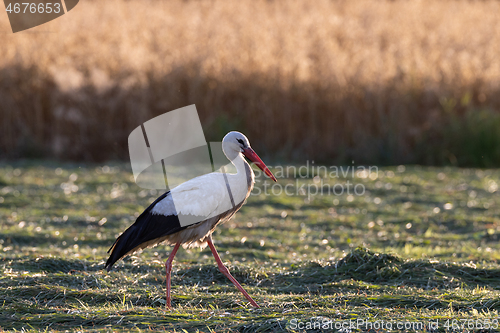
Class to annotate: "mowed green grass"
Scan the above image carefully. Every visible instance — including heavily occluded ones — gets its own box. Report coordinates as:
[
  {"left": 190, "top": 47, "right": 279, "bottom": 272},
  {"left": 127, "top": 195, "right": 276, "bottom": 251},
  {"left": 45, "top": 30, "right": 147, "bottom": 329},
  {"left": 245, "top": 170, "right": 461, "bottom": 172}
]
[{"left": 0, "top": 161, "right": 499, "bottom": 332}]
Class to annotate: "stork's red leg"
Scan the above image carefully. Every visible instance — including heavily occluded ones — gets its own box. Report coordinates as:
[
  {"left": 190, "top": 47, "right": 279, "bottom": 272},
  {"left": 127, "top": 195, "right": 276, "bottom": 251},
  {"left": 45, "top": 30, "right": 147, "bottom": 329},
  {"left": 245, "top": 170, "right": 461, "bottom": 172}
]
[
  {"left": 206, "top": 235, "right": 259, "bottom": 308},
  {"left": 165, "top": 242, "right": 181, "bottom": 309}
]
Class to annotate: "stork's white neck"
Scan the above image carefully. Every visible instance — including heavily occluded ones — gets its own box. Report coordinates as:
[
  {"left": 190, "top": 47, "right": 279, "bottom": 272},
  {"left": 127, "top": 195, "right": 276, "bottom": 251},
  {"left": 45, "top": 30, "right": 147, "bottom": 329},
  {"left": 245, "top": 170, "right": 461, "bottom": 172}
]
[
  {"left": 230, "top": 152, "right": 245, "bottom": 171},
  {"left": 223, "top": 150, "right": 254, "bottom": 203},
  {"left": 226, "top": 151, "right": 252, "bottom": 179}
]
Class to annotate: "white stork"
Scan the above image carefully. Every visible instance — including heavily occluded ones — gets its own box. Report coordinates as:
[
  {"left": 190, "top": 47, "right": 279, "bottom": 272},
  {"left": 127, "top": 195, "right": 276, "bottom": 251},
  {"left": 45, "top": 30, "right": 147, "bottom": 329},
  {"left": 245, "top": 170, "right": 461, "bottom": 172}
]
[{"left": 105, "top": 131, "right": 277, "bottom": 308}]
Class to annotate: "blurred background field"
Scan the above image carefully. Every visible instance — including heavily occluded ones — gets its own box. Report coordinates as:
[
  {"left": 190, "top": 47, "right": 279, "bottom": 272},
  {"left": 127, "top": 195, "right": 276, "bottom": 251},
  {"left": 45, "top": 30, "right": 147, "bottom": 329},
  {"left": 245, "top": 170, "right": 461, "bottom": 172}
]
[{"left": 1, "top": 0, "right": 500, "bottom": 166}]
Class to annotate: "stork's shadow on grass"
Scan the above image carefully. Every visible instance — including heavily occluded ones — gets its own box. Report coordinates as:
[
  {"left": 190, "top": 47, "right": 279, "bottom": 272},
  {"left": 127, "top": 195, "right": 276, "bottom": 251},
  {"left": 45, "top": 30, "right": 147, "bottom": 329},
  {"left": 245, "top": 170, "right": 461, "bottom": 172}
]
[
  {"left": 8, "top": 257, "right": 102, "bottom": 273},
  {"left": 8, "top": 247, "right": 500, "bottom": 293},
  {"left": 1, "top": 232, "right": 115, "bottom": 251}
]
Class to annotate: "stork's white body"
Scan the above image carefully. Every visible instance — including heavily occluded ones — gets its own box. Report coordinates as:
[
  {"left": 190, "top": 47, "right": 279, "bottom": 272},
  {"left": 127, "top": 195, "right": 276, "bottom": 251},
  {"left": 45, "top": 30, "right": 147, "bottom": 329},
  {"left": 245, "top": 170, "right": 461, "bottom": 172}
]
[
  {"left": 106, "top": 131, "right": 276, "bottom": 308},
  {"left": 150, "top": 158, "right": 253, "bottom": 248}
]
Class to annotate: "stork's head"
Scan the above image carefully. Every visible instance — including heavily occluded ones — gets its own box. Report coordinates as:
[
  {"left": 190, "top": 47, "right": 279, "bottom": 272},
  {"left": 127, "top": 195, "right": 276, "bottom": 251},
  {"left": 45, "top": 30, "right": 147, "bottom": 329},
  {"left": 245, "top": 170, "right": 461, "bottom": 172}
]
[{"left": 222, "top": 131, "right": 277, "bottom": 182}]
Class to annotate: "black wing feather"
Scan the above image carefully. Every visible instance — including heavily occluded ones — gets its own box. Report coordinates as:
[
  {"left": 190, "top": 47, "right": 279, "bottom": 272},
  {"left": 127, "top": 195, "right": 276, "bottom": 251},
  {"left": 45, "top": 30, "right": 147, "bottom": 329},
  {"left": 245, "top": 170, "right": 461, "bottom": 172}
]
[{"left": 105, "top": 191, "right": 187, "bottom": 271}]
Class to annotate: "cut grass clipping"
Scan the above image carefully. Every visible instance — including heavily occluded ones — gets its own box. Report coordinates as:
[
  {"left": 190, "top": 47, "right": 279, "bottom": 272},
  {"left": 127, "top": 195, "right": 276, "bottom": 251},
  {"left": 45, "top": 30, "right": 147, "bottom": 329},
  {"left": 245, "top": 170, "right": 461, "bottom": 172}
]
[{"left": 1, "top": 162, "right": 499, "bottom": 332}]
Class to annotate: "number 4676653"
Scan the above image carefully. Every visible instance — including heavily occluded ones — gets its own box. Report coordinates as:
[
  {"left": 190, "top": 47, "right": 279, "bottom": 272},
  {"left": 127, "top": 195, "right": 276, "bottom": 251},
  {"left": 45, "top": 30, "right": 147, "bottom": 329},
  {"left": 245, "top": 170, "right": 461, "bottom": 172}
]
[{"left": 6, "top": 2, "right": 61, "bottom": 14}]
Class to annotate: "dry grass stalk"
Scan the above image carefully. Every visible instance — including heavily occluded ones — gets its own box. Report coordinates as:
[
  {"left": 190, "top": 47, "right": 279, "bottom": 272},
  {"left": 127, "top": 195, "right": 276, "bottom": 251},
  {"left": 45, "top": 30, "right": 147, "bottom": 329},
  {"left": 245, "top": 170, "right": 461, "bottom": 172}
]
[{"left": 1, "top": 0, "right": 500, "bottom": 163}]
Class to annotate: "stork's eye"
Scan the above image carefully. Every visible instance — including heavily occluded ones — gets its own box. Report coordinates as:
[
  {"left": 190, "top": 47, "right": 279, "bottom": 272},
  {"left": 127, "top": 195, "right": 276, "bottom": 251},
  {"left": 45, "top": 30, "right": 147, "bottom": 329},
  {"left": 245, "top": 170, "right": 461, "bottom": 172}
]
[{"left": 236, "top": 138, "right": 245, "bottom": 146}]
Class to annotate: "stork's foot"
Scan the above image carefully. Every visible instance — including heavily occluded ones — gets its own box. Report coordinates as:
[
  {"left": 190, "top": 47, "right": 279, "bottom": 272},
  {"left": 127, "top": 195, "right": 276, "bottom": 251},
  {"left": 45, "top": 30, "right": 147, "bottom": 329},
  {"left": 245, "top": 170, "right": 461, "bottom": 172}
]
[
  {"left": 207, "top": 235, "right": 260, "bottom": 308},
  {"left": 166, "top": 295, "right": 172, "bottom": 310},
  {"left": 216, "top": 263, "right": 260, "bottom": 308}
]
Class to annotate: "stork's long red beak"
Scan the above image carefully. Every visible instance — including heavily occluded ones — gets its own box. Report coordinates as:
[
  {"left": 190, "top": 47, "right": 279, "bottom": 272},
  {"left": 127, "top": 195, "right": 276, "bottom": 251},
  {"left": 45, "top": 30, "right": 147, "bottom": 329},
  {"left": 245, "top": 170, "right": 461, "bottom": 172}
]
[{"left": 242, "top": 147, "right": 277, "bottom": 182}]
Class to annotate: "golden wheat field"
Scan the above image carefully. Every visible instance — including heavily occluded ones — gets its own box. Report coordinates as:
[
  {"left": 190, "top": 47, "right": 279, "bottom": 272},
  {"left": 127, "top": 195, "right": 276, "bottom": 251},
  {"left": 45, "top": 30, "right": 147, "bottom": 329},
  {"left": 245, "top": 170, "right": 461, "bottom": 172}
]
[{"left": 1, "top": 0, "right": 500, "bottom": 164}]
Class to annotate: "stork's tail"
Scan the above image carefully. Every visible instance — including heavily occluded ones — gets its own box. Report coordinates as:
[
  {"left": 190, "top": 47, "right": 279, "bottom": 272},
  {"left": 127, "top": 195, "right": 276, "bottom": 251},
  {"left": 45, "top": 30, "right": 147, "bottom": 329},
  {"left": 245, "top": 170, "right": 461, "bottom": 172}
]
[
  {"left": 105, "top": 191, "right": 179, "bottom": 272},
  {"left": 105, "top": 225, "right": 138, "bottom": 272}
]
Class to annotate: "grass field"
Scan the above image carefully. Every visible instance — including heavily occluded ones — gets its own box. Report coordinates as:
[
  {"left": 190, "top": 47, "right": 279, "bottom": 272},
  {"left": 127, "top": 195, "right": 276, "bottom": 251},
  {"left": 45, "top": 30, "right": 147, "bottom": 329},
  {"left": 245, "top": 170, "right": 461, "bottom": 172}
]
[{"left": 1, "top": 161, "right": 499, "bottom": 332}]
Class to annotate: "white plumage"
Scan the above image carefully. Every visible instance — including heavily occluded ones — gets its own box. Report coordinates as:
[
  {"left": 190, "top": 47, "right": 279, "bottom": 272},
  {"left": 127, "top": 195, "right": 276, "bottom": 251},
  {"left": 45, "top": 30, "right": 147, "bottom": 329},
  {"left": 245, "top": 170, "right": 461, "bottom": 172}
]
[
  {"left": 151, "top": 167, "right": 249, "bottom": 223},
  {"left": 106, "top": 131, "right": 277, "bottom": 309}
]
